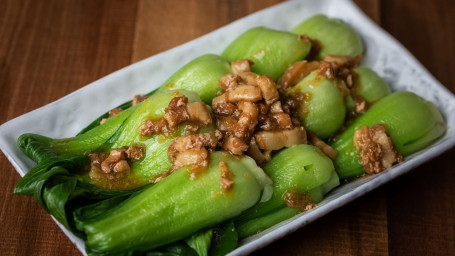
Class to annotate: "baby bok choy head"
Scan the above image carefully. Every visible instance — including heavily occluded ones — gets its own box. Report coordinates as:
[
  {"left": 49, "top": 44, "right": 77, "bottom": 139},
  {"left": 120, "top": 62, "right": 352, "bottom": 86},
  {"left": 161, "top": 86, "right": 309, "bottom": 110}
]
[
  {"left": 222, "top": 27, "right": 312, "bottom": 81},
  {"left": 87, "top": 89, "right": 216, "bottom": 190},
  {"left": 235, "top": 144, "right": 340, "bottom": 239},
  {"left": 332, "top": 91, "right": 446, "bottom": 179},
  {"left": 153, "top": 54, "right": 232, "bottom": 104},
  {"left": 76, "top": 151, "right": 271, "bottom": 255},
  {"left": 288, "top": 70, "right": 346, "bottom": 139},
  {"left": 292, "top": 14, "right": 364, "bottom": 59},
  {"left": 345, "top": 66, "right": 391, "bottom": 115}
]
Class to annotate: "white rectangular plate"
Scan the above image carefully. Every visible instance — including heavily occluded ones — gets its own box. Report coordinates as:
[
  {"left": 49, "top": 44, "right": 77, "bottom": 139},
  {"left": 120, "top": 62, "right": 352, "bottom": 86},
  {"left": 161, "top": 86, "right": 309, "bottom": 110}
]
[{"left": 1, "top": 0, "right": 454, "bottom": 255}]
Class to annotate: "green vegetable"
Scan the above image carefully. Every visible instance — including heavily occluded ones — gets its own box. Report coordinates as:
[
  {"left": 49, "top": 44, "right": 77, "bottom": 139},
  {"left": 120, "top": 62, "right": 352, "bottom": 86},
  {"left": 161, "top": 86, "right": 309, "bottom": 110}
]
[
  {"left": 78, "top": 55, "right": 229, "bottom": 135},
  {"left": 208, "top": 221, "right": 238, "bottom": 256},
  {"left": 332, "top": 91, "right": 446, "bottom": 179},
  {"left": 18, "top": 90, "right": 210, "bottom": 190},
  {"left": 353, "top": 66, "right": 391, "bottom": 103},
  {"left": 292, "top": 14, "right": 364, "bottom": 59},
  {"left": 78, "top": 152, "right": 270, "bottom": 254},
  {"left": 153, "top": 54, "right": 231, "bottom": 104},
  {"left": 186, "top": 229, "right": 213, "bottom": 256},
  {"left": 18, "top": 105, "right": 137, "bottom": 161},
  {"left": 235, "top": 145, "right": 339, "bottom": 238},
  {"left": 78, "top": 99, "right": 137, "bottom": 136},
  {"left": 14, "top": 154, "right": 139, "bottom": 231},
  {"left": 289, "top": 70, "right": 346, "bottom": 139},
  {"left": 222, "top": 27, "right": 311, "bottom": 80},
  {"left": 51, "top": 106, "right": 138, "bottom": 155},
  {"left": 346, "top": 66, "right": 391, "bottom": 114},
  {"left": 237, "top": 207, "right": 298, "bottom": 239},
  {"left": 97, "top": 89, "right": 213, "bottom": 188}
]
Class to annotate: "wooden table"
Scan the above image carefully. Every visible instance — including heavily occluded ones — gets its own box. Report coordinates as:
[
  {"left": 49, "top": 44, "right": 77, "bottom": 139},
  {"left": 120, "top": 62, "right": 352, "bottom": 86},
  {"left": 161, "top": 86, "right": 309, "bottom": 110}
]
[{"left": 1, "top": 0, "right": 454, "bottom": 255}]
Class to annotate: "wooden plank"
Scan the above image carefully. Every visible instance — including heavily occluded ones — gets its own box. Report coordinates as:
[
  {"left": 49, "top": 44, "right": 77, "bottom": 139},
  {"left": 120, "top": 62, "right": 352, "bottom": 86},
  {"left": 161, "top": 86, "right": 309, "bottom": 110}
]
[
  {"left": 381, "top": 0, "right": 454, "bottom": 92},
  {"left": 381, "top": 1, "right": 455, "bottom": 254},
  {"left": 132, "top": 0, "right": 285, "bottom": 62},
  {"left": 358, "top": 0, "right": 455, "bottom": 254},
  {"left": 386, "top": 149, "right": 455, "bottom": 255},
  {"left": 132, "top": 0, "right": 230, "bottom": 62},
  {"left": 0, "top": 0, "right": 138, "bottom": 255},
  {"left": 253, "top": 189, "right": 389, "bottom": 256},
  {"left": 0, "top": 0, "right": 138, "bottom": 123},
  {"left": 354, "top": 0, "right": 381, "bottom": 24}
]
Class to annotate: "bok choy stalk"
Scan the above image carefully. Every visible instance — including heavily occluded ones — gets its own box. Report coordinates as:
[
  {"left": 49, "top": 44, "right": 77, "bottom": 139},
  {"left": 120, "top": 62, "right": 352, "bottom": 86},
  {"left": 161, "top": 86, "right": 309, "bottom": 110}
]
[
  {"left": 95, "top": 89, "right": 214, "bottom": 189},
  {"left": 332, "top": 91, "right": 446, "bottom": 179},
  {"left": 153, "top": 54, "right": 231, "bottom": 104},
  {"left": 235, "top": 144, "right": 339, "bottom": 238},
  {"left": 18, "top": 90, "right": 213, "bottom": 190},
  {"left": 76, "top": 152, "right": 271, "bottom": 254},
  {"left": 19, "top": 105, "right": 139, "bottom": 158},
  {"left": 222, "top": 27, "right": 311, "bottom": 80},
  {"left": 79, "top": 54, "right": 231, "bottom": 134}
]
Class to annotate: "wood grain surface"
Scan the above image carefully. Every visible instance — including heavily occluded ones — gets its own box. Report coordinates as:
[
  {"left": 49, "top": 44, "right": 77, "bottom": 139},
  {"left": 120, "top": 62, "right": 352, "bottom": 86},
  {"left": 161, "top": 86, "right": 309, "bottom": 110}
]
[{"left": 0, "top": 0, "right": 454, "bottom": 255}]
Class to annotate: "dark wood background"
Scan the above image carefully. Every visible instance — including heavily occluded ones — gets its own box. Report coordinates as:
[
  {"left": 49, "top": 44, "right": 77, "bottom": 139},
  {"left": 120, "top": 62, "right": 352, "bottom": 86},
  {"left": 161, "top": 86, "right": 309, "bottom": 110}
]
[{"left": 1, "top": 0, "right": 454, "bottom": 255}]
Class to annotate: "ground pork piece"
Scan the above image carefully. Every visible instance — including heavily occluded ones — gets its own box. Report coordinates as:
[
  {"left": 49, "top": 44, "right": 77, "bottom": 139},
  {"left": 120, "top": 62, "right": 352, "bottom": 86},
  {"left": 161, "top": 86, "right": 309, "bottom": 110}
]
[
  {"left": 323, "top": 55, "right": 362, "bottom": 70},
  {"left": 257, "top": 103, "right": 270, "bottom": 122},
  {"left": 219, "top": 161, "right": 235, "bottom": 192},
  {"left": 272, "top": 112, "right": 293, "bottom": 129},
  {"left": 317, "top": 55, "right": 362, "bottom": 79},
  {"left": 269, "top": 101, "right": 284, "bottom": 113},
  {"left": 187, "top": 102, "right": 212, "bottom": 125},
  {"left": 90, "top": 143, "right": 144, "bottom": 179},
  {"left": 100, "top": 147, "right": 128, "bottom": 174},
  {"left": 355, "top": 97, "right": 367, "bottom": 113},
  {"left": 164, "top": 96, "right": 190, "bottom": 127},
  {"left": 126, "top": 144, "right": 145, "bottom": 161},
  {"left": 132, "top": 95, "right": 147, "bottom": 105},
  {"left": 212, "top": 85, "right": 262, "bottom": 104},
  {"left": 239, "top": 72, "right": 279, "bottom": 105},
  {"left": 109, "top": 108, "right": 123, "bottom": 117},
  {"left": 353, "top": 124, "right": 403, "bottom": 174},
  {"left": 170, "top": 132, "right": 217, "bottom": 152},
  {"left": 279, "top": 60, "right": 320, "bottom": 91},
  {"left": 212, "top": 102, "right": 237, "bottom": 116},
  {"left": 255, "top": 127, "right": 307, "bottom": 151},
  {"left": 307, "top": 132, "right": 338, "bottom": 160},
  {"left": 168, "top": 132, "right": 218, "bottom": 170},
  {"left": 140, "top": 96, "right": 212, "bottom": 137},
  {"left": 216, "top": 116, "right": 237, "bottom": 135},
  {"left": 222, "top": 135, "right": 248, "bottom": 155},
  {"left": 113, "top": 160, "right": 130, "bottom": 173},
  {"left": 89, "top": 153, "right": 107, "bottom": 166},
  {"left": 173, "top": 147, "right": 209, "bottom": 170},
  {"left": 234, "top": 101, "right": 258, "bottom": 139},
  {"left": 219, "top": 74, "right": 241, "bottom": 91},
  {"left": 231, "top": 59, "right": 253, "bottom": 75},
  {"left": 138, "top": 118, "right": 169, "bottom": 136},
  {"left": 345, "top": 73, "right": 354, "bottom": 88},
  {"left": 100, "top": 108, "right": 123, "bottom": 125},
  {"left": 227, "top": 85, "right": 263, "bottom": 103},
  {"left": 212, "top": 93, "right": 229, "bottom": 106},
  {"left": 283, "top": 190, "right": 317, "bottom": 212},
  {"left": 318, "top": 61, "right": 336, "bottom": 79}
]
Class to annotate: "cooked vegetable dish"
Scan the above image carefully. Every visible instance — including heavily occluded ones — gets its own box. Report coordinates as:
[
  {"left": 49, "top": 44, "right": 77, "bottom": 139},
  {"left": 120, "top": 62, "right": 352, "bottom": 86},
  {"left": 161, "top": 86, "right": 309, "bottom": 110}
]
[{"left": 14, "top": 14, "right": 446, "bottom": 256}]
